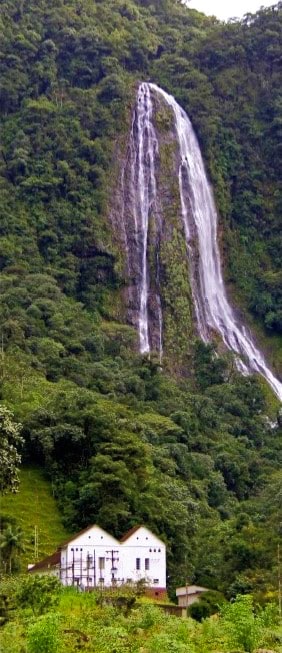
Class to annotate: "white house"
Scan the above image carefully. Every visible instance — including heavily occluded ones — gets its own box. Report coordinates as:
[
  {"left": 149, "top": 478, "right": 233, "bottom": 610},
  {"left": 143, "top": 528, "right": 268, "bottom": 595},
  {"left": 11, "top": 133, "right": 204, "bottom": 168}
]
[
  {"left": 119, "top": 525, "right": 166, "bottom": 590},
  {"left": 28, "top": 524, "right": 166, "bottom": 595}
]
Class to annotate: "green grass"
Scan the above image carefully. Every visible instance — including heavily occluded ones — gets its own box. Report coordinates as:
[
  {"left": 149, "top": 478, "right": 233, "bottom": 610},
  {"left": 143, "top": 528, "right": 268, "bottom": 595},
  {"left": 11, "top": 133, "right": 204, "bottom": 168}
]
[{"left": 1, "top": 466, "right": 72, "bottom": 570}]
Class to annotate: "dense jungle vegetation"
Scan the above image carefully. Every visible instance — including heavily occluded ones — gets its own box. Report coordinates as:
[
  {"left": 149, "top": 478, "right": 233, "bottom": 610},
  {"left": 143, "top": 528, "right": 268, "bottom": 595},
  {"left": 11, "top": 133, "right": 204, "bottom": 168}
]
[
  {"left": 1, "top": 577, "right": 282, "bottom": 653},
  {"left": 0, "top": 0, "right": 282, "bottom": 615}
]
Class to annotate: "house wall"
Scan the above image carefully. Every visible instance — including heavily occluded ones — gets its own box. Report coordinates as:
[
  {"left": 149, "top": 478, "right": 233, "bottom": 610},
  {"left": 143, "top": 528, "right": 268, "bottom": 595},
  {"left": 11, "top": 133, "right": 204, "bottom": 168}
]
[
  {"left": 59, "top": 525, "right": 166, "bottom": 589},
  {"left": 60, "top": 526, "right": 120, "bottom": 588},
  {"left": 177, "top": 591, "right": 205, "bottom": 607},
  {"left": 158, "top": 604, "right": 187, "bottom": 618},
  {"left": 120, "top": 527, "right": 166, "bottom": 588},
  {"left": 33, "top": 566, "right": 60, "bottom": 579}
]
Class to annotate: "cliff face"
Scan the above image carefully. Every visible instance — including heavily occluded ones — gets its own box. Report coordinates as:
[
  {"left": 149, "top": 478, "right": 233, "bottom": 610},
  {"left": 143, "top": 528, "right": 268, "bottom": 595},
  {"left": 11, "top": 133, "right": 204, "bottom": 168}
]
[
  {"left": 109, "top": 83, "right": 282, "bottom": 399},
  {"left": 109, "top": 84, "right": 194, "bottom": 372},
  {"left": 154, "top": 95, "right": 195, "bottom": 370}
]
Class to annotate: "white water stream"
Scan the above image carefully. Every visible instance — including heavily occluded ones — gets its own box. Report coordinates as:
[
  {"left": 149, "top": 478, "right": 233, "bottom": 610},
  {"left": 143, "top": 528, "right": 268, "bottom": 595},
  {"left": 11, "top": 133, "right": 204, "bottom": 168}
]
[
  {"left": 133, "top": 83, "right": 159, "bottom": 354},
  {"left": 147, "top": 83, "right": 282, "bottom": 400}
]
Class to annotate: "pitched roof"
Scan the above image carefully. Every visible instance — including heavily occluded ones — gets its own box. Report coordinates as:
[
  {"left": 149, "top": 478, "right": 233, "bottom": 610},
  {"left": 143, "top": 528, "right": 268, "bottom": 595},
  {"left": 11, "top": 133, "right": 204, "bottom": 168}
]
[
  {"left": 120, "top": 525, "right": 141, "bottom": 542},
  {"left": 59, "top": 524, "right": 119, "bottom": 548},
  {"left": 176, "top": 585, "right": 209, "bottom": 596},
  {"left": 59, "top": 524, "right": 97, "bottom": 547},
  {"left": 120, "top": 525, "right": 165, "bottom": 544},
  {"left": 29, "top": 524, "right": 165, "bottom": 572},
  {"left": 28, "top": 549, "right": 60, "bottom": 573}
]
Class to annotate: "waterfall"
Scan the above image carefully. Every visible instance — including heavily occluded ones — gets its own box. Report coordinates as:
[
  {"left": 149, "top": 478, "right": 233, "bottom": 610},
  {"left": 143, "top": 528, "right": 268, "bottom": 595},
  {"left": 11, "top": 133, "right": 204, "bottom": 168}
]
[
  {"left": 147, "top": 83, "right": 282, "bottom": 401},
  {"left": 121, "top": 82, "right": 162, "bottom": 357},
  {"left": 136, "top": 83, "right": 153, "bottom": 353},
  {"left": 119, "top": 81, "right": 281, "bottom": 399}
]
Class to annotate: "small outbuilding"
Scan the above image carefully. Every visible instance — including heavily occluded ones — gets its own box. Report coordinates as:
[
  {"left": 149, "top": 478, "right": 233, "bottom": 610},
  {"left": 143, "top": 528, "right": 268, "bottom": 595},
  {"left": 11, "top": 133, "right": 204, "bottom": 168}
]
[{"left": 176, "top": 584, "right": 209, "bottom": 607}]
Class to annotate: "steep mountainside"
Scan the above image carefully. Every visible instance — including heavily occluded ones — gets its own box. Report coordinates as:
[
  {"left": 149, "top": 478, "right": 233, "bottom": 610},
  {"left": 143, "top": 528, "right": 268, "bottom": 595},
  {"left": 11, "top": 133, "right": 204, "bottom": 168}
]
[
  {"left": 0, "top": 0, "right": 281, "bottom": 596},
  {"left": 110, "top": 81, "right": 281, "bottom": 397}
]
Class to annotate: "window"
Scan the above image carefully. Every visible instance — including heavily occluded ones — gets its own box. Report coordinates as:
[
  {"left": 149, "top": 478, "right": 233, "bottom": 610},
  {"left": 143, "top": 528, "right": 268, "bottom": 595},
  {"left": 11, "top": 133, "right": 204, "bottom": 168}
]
[
  {"left": 153, "top": 579, "right": 159, "bottom": 584},
  {"left": 136, "top": 558, "right": 141, "bottom": 570},
  {"left": 145, "top": 558, "right": 150, "bottom": 571},
  {"left": 99, "top": 557, "right": 105, "bottom": 570}
]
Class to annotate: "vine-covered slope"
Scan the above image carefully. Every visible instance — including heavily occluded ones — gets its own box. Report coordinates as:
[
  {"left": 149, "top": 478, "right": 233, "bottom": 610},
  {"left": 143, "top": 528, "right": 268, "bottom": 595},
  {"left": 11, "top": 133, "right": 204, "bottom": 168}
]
[{"left": 0, "top": 0, "right": 281, "bottom": 596}]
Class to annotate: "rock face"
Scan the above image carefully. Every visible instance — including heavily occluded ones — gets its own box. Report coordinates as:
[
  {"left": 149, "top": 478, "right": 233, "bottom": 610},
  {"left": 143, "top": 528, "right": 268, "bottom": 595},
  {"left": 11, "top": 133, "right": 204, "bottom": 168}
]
[
  {"left": 110, "top": 82, "right": 282, "bottom": 397},
  {"left": 110, "top": 82, "right": 194, "bottom": 371}
]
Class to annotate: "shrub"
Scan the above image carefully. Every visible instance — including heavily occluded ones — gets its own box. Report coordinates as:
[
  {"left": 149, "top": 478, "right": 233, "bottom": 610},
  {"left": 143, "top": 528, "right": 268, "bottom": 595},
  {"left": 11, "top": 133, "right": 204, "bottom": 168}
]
[
  {"left": 16, "top": 575, "right": 62, "bottom": 615},
  {"left": 220, "top": 594, "right": 272, "bottom": 653},
  {"left": 27, "top": 613, "right": 62, "bottom": 653}
]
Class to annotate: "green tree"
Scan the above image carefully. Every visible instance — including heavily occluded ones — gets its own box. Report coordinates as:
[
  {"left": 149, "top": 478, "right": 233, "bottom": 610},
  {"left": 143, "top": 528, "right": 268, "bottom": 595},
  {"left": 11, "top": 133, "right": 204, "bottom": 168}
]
[
  {"left": 220, "top": 594, "right": 271, "bottom": 652},
  {"left": 0, "top": 523, "right": 24, "bottom": 574},
  {"left": 0, "top": 406, "right": 23, "bottom": 493},
  {"left": 16, "top": 575, "right": 62, "bottom": 616},
  {"left": 188, "top": 590, "right": 226, "bottom": 621}
]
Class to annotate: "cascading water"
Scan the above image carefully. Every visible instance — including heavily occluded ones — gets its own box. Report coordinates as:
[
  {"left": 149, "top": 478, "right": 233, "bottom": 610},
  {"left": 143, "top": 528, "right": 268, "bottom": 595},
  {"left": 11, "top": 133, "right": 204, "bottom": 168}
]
[
  {"left": 136, "top": 83, "right": 156, "bottom": 353},
  {"left": 148, "top": 83, "right": 282, "bottom": 401},
  {"left": 117, "top": 82, "right": 281, "bottom": 398},
  {"left": 120, "top": 82, "right": 163, "bottom": 357}
]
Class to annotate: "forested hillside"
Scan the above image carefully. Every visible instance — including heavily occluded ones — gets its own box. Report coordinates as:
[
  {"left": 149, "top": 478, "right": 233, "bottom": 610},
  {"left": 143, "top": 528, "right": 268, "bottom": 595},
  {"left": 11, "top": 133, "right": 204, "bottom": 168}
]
[{"left": 0, "top": 0, "right": 281, "bottom": 598}]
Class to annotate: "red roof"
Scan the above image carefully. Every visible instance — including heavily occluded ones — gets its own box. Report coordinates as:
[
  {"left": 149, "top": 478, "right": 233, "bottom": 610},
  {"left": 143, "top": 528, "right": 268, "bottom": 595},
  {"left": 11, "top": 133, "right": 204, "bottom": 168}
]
[
  {"left": 120, "top": 525, "right": 166, "bottom": 544},
  {"left": 28, "top": 524, "right": 164, "bottom": 572},
  {"left": 58, "top": 523, "right": 120, "bottom": 548},
  {"left": 28, "top": 549, "right": 60, "bottom": 573},
  {"left": 120, "top": 525, "right": 143, "bottom": 542},
  {"left": 59, "top": 524, "right": 96, "bottom": 548}
]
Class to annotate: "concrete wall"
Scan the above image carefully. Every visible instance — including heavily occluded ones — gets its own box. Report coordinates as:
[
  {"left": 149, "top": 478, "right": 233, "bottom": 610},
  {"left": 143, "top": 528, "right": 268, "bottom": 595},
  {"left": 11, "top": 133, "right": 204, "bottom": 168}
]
[
  {"left": 177, "top": 592, "right": 205, "bottom": 607},
  {"left": 158, "top": 604, "right": 187, "bottom": 618}
]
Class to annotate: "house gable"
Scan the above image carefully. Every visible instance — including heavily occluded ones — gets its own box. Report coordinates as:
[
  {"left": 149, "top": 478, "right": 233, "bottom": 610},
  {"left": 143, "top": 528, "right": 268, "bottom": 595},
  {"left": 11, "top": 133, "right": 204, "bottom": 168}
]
[
  {"left": 120, "top": 525, "right": 165, "bottom": 548},
  {"left": 62, "top": 524, "right": 119, "bottom": 549}
]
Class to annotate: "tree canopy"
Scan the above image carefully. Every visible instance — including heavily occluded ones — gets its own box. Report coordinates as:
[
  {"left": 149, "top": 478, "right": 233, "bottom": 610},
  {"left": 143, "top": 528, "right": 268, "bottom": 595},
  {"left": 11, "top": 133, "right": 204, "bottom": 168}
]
[{"left": 0, "top": 0, "right": 281, "bottom": 599}]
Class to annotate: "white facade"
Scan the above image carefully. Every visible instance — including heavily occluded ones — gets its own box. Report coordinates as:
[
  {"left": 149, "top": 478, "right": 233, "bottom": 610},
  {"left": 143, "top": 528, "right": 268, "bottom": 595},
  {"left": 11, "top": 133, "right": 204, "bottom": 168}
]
[
  {"left": 60, "top": 525, "right": 120, "bottom": 588},
  {"left": 30, "top": 525, "right": 166, "bottom": 591},
  {"left": 120, "top": 526, "right": 166, "bottom": 589}
]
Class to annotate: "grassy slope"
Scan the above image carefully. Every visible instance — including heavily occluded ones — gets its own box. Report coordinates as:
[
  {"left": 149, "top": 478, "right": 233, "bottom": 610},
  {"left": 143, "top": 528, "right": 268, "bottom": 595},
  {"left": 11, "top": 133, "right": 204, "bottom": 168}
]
[{"left": 1, "top": 466, "right": 72, "bottom": 569}]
